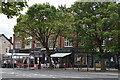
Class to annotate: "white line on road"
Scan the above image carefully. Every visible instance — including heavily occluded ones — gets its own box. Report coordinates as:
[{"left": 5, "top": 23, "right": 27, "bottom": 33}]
[{"left": 90, "top": 73, "right": 118, "bottom": 76}]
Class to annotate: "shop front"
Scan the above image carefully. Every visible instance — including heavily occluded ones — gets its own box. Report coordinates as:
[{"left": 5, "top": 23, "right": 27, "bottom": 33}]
[
  {"left": 54, "top": 48, "right": 93, "bottom": 68},
  {"left": 7, "top": 49, "right": 43, "bottom": 69},
  {"left": 51, "top": 52, "right": 72, "bottom": 68},
  {"left": 13, "top": 53, "right": 34, "bottom": 69}
]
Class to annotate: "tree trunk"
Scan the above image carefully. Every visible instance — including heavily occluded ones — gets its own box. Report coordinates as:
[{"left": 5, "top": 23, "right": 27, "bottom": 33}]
[
  {"left": 118, "top": 55, "right": 120, "bottom": 70},
  {"left": 87, "top": 54, "right": 89, "bottom": 71},
  {"left": 80, "top": 57, "right": 82, "bottom": 71},
  {"left": 45, "top": 47, "right": 53, "bottom": 69},
  {"left": 101, "top": 56, "right": 106, "bottom": 71},
  {"left": 94, "top": 59, "right": 96, "bottom": 71},
  {"left": 48, "top": 54, "right": 52, "bottom": 68}
]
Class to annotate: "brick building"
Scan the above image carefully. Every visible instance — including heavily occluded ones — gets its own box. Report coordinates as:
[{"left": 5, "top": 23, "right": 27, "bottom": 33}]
[
  {"left": 13, "top": 32, "right": 92, "bottom": 68},
  {"left": 13, "top": 33, "right": 79, "bottom": 49},
  {"left": 12, "top": 31, "right": 119, "bottom": 69}
]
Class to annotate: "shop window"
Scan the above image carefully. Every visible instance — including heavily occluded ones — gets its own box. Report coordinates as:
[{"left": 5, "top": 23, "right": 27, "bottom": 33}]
[{"left": 76, "top": 55, "right": 87, "bottom": 65}]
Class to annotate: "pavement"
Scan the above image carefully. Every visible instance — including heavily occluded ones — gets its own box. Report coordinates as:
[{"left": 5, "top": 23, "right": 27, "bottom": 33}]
[{"left": 0, "top": 68, "right": 119, "bottom": 80}]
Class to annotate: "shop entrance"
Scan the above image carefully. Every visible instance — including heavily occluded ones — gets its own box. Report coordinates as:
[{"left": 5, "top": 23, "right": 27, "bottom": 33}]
[{"left": 13, "top": 53, "right": 35, "bottom": 70}]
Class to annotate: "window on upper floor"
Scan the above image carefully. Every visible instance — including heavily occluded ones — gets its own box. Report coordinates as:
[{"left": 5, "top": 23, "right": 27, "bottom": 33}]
[
  {"left": 49, "top": 39, "right": 58, "bottom": 48},
  {"left": 25, "top": 42, "right": 32, "bottom": 49},
  {"left": 15, "top": 41, "right": 21, "bottom": 49},
  {"left": 36, "top": 42, "right": 42, "bottom": 48},
  {"left": 6, "top": 48, "right": 7, "bottom": 53},
  {"left": 64, "top": 38, "right": 73, "bottom": 47},
  {"left": 80, "top": 39, "right": 85, "bottom": 47},
  {"left": 15, "top": 32, "right": 19, "bottom": 37}
]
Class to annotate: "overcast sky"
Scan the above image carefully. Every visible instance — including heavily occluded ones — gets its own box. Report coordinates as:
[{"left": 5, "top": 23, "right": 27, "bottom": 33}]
[
  {"left": 0, "top": 0, "right": 77, "bottom": 39},
  {"left": 1, "top": 0, "right": 119, "bottom": 39}
]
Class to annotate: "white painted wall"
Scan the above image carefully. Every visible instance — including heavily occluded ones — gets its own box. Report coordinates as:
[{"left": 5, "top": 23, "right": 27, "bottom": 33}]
[{"left": 0, "top": 35, "right": 13, "bottom": 55}]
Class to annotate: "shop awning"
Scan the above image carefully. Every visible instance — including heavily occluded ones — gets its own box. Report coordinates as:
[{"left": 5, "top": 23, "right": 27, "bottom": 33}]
[
  {"left": 13, "top": 53, "right": 30, "bottom": 56},
  {"left": 4, "top": 53, "right": 12, "bottom": 56},
  {"left": 51, "top": 53, "right": 71, "bottom": 58},
  {"left": 5, "top": 53, "right": 31, "bottom": 56}
]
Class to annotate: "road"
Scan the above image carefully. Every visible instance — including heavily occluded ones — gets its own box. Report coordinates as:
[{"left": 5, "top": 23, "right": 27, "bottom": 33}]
[{"left": 0, "top": 68, "right": 119, "bottom": 80}]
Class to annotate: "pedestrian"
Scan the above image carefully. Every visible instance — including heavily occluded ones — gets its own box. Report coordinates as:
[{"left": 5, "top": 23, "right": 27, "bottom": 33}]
[{"left": 3, "top": 60, "right": 7, "bottom": 68}]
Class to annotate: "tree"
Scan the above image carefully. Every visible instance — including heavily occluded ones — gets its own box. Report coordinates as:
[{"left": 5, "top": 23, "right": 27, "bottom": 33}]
[
  {"left": 70, "top": 2, "right": 120, "bottom": 70},
  {"left": 0, "top": 1, "right": 28, "bottom": 18},
  {"left": 14, "top": 3, "right": 73, "bottom": 68}
]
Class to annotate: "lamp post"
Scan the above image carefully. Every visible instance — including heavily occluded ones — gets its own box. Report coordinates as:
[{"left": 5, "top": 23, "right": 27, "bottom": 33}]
[{"left": 12, "top": 49, "right": 15, "bottom": 69}]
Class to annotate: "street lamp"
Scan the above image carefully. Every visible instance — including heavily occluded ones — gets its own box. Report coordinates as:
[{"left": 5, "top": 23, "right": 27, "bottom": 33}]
[{"left": 12, "top": 49, "right": 15, "bottom": 69}]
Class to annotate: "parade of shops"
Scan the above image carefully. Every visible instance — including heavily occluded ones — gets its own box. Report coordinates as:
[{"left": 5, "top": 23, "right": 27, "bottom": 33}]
[
  {"left": 0, "top": 33, "right": 119, "bottom": 70},
  {"left": 2, "top": 47, "right": 119, "bottom": 70}
]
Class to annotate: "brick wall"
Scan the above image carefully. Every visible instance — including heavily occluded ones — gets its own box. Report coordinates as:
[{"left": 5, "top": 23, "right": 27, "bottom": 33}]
[{"left": 13, "top": 33, "right": 80, "bottom": 49}]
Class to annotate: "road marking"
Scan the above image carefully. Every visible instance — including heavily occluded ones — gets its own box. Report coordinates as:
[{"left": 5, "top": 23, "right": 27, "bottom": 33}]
[
  {"left": 90, "top": 73, "right": 118, "bottom": 76},
  {"left": 33, "top": 74, "right": 39, "bottom": 75},
  {"left": 9, "top": 72, "right": 15, "bottom": 74}
]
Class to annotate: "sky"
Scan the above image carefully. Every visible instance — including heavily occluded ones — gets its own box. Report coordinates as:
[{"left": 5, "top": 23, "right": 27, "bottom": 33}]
[
  {"left": 0, "top": 0, "right": 77, "bottom": 39},
  {"left": 0, "top": 0, "right": 119, "bottom": 39}
]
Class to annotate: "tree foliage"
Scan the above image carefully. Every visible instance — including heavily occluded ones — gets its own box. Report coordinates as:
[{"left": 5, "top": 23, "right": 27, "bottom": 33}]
[
  {"left": 14, "top": 3, "right": 73, "bottom": 67},
  {"left": 70, "top": 2, "right": 119, "bottom": 70},
  {"left": 71, "top": 2, "right": 119, "bottom": 55},
  {"left": 14, "top": 3, "right": 73, "bottom": 49},
  {"left": 1, "top": 1, "right": 28, "bottom": 18}
]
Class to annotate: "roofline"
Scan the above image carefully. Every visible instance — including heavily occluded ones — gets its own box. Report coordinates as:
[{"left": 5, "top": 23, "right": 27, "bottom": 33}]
[{"left": 0, "top": 34, "right": 13, "bottom": 45}]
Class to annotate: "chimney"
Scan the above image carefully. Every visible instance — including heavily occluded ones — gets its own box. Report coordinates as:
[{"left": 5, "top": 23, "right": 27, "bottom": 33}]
[
  {"left": 10, "top": 37, "right": 12, "bottom": 43},
  {"left": 13, "top": 34, "right": 15, "bottom": 49}
]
